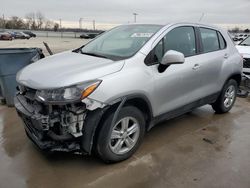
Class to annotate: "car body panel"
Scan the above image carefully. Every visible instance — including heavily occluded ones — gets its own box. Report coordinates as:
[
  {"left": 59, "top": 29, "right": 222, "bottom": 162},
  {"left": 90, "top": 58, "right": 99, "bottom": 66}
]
[
  {"left": 89, "top": 52, "right": 156, "bottom": 109},
  {"left": 236, "top": 44, "right": 250, "bottom": 74},
  {"left": 150, "top": 55, "right": 203, "bottom": 115},
  {"left": 17, "top": 51, "right": 125, "bottom": 89},
  {"left": 236, "top": 45, "right": 250, "bottom": 55}
]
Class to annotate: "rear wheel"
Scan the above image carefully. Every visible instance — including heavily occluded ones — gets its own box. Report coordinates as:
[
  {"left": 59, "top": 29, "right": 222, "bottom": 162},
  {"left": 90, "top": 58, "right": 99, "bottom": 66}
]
[
  {"left": 96, "top": 106, "right": 145, "bottom": 163},
  {"left": 212, "top": 79, "right": 238, "bottom": 113}
]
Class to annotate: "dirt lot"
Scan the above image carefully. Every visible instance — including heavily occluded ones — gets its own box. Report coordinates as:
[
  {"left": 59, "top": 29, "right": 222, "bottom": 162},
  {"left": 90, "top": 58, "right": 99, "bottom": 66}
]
[
  {"left": 0, "top": 37, "right": 89, "bottom": 56},
  {"left": 0, "top": 38, "right": 250, "bottom": 188}
]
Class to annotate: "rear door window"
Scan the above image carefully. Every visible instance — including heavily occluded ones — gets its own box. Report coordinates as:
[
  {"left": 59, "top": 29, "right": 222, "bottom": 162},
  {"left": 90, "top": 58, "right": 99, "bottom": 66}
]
[{"left": 200, "top": 28, "right": 220, "bottom": 53}]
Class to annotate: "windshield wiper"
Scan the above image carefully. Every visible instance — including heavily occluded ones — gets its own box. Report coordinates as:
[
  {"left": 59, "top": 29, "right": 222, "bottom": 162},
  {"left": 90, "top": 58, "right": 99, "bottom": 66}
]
[
  {"left": 81, "top": 52, "right": 109, "bottom": 59},
  {"left": 240, "top": 44, "right": 250, "bottom": 46}
]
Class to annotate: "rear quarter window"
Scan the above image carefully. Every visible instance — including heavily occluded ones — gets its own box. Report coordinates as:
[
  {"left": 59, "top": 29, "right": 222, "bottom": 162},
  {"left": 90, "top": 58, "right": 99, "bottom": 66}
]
[
  {"left": 200, "top": 28, "right": 220, "bottom": 53},
  {"left": 217, "top": 32, "right": 227, "bottom": 49}
]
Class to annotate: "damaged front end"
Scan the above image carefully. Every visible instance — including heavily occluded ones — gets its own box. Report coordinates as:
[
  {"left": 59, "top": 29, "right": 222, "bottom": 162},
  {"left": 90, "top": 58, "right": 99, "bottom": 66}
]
[{"left": 14, "top": 85, "right": 107, "bottom": 154}]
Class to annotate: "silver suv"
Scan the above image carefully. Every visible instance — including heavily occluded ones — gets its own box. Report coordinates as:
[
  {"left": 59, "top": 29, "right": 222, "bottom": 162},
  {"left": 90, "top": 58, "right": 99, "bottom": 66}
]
[{"left": 15, "top": 23, "right": 242, "bottom": 163}]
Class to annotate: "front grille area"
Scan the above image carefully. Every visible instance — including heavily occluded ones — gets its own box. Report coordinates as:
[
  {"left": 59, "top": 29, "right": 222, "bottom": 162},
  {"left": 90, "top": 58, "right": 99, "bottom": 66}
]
[
  {"left": 18, "top": 85, "right": 49, "bottom": 115},
  {"left": 20, "top": 86, "right": 36, "bottom": 99},
  {"left": 243, "top": 58, "right": 250, "bottom": 68},
  {"left": 15, "top": 86, "right": 86, "bottom": 153},
  {"left": 22, "top": 115, "right": 44, "bottom": 140}
]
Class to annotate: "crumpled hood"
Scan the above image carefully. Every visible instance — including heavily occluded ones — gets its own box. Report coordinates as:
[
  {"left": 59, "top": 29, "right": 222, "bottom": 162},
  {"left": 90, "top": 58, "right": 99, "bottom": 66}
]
[
  {"left": 17, "top": 51, "right": 124, "bottom": 89},
  {"left": 236, "top": 45, "right": 250, "bottom": 57}
]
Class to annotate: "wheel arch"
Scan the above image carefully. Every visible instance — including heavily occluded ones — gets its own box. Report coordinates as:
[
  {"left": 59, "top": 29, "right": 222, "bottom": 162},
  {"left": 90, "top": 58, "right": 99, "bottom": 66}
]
[
  {"left": 123, "top": 94, "right": 153, "bottom": 129},
  {"left": 227, "top": 73, "right": 242, "bottom": 86},
  {"left": 83, "top": 94, "right": 154, "bottom": 154},
  {"left": 102, "top": 94, "right": 154, "bottom": 131}
]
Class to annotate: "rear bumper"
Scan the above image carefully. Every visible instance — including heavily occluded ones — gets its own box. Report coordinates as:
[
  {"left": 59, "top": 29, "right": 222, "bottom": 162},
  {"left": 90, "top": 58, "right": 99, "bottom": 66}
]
[{"left": 14, "top": 95, "right": 81, "bottom": 153}]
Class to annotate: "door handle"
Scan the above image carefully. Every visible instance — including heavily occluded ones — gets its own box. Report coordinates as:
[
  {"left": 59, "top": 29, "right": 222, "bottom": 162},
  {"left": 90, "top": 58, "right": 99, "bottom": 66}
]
[
  {"left": 224, "top": 53, "right": 229, "bottom": 59},
  {"left": 192, "top": 64, "right": 200, "bottom": 70}
]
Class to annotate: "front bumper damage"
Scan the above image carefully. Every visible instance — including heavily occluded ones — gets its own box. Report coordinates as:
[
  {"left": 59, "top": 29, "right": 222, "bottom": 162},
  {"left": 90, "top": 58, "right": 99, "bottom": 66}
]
[{"left": 14, "top": 87, "right": 108, "bottom": 154}]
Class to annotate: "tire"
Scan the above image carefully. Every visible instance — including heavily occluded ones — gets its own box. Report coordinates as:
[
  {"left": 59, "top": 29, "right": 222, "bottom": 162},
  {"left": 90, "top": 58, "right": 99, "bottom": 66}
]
[
  {"left": 96, "top": 106, "right": 145, "bottom": 163},
  {"left": 212, "top": 79, "right": 238, "bottom": 113}
]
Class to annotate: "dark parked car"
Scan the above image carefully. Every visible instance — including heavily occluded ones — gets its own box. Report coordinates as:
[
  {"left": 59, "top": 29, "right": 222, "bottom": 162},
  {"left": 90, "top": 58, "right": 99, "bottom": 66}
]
[
  {"left": 7, "top": 31, "right": 16, "bottom": 38},
  {"left": 23, "top": 31, "right": 36, "bottom": 38},
  {"left": 233, "top": 37, "right": 239, "bottom": 42},
  {"left": 14, "top": 32, "right": 30, "bottom": 39},
  {"left": 80, "top": 33, "right": 100, "bottom": 39},
  {"left": 80, "top": 33, "right": 90, "bottom": 39},
  {"left": 0, "top": 32, "right": 13, "bottom": 40}
]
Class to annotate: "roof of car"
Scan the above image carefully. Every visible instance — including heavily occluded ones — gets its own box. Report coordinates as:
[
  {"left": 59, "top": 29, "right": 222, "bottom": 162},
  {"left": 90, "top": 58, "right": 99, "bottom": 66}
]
[{"left": 126, "top": 22, "right": 221, "bottom": 30}]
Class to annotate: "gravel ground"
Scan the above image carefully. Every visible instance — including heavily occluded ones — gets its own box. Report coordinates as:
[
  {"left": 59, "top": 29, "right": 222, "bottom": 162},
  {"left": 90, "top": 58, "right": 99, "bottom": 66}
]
[{"left": 0, "top": 37, "right": 90, "bottom": 56}]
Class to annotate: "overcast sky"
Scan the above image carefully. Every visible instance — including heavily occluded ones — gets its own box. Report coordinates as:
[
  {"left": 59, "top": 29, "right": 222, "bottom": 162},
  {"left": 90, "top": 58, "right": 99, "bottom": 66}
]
[{"left": 1, "top": 0, "right": 250, "bottom": 26}]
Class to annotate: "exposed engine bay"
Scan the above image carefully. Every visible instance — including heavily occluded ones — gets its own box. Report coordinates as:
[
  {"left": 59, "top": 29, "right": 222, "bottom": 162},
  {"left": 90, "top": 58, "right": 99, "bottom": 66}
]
[
  {"left": 45, "top": 103, "right": 86, "bottom": 137},
  {"left": 15, "top": 85, "right": 106, "bottom": 153}
]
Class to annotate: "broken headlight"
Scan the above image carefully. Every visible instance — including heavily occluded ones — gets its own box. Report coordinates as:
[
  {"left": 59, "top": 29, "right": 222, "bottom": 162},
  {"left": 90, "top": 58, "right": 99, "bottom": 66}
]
[{"left": 35, "top": 80, "right": 101, "bottom": 103}]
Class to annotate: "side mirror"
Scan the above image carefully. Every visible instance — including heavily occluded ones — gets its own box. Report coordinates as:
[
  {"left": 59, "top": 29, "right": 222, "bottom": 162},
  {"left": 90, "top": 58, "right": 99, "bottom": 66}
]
[
  {"left": 158, "top": 50, "right": 185, "bottom": 73},
  {"left": 161, "top": 50, "right": 185, "bottom": 66}
]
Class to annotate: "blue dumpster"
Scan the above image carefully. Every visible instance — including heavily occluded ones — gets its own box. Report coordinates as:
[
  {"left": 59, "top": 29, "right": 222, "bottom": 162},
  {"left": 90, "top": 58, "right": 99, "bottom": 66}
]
[{"left": 0, "top": 48, "right": 44, "bottom": 106}]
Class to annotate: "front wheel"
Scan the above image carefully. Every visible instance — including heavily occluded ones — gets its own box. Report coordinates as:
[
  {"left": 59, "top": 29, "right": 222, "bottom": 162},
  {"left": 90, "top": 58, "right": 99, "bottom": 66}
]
[
  {"left": 212, "top": 79, "right": 238, "bottom": 113},
  {"left": 96, "top": 106, "right": 145, "bottom": 163}
]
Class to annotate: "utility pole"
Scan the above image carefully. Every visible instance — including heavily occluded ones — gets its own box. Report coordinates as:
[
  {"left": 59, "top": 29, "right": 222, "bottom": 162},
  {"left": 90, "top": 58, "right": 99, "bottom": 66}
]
[
  {"left": 79, "top": 18, "right": 83, "bottom": 29},
  {"left": 59, "top": 19, "right": 62, "bottom": 38},
  {"left": 133, "top": 13, "right": 138, "bottom": 23},
  {"left": 93, "top": 20, "right": 95, "bottom": 30},
  {"left": 59, "top": 18, "right": 62, "bottom": 29},
  {"left": 2, "top": 14, "right": 5, "bottom": 29},
  {"left": 199, "top": 13, "right": 205, "bottom": 22}
]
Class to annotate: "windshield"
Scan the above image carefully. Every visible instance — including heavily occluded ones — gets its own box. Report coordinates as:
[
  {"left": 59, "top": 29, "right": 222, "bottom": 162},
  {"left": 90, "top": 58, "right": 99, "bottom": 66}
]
[
  {"left": 80, "top": 24, "right": 162, "bottom": 60},
  {"left": 240, "top": 36, "right": 250, "bottom": 46}
]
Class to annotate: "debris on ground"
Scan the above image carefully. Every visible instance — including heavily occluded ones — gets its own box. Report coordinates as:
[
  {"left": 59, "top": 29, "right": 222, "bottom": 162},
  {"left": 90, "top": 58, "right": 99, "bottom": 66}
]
[{"left": 203, "top": 138, "right": 215, "bottom": 144}]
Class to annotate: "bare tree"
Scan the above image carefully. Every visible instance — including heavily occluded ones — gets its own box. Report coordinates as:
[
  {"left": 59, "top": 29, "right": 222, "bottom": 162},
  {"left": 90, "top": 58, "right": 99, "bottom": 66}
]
[
  {"left": 232, "top": 27, "right": 240, "bottom": 33},
  {"left": 5, "top": 16, "right": 26, "bottom": 29},
  {"left": 45, "top": 20, "right": 54, "bottom": 29},
  {"left": 25, "top": 12, "right": 36, "bottom": 29},
  {"left": 54, "top": 23, "right": 59, "bottom": 31},
  {"left": 36, "top": 11, "right": 45, "bottom": 29},
  {"left": 0, "top": 18, "right": 4, "bottom": 28}
]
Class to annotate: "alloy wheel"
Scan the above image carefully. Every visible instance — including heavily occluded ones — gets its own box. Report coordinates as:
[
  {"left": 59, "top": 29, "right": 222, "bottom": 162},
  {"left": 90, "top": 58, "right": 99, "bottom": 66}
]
[
  {"left": 109, "top": 117, "right": 140, "bottom": 155},
  {"left": 224, "top": 85, "right": 236, "bottom": 108}
]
